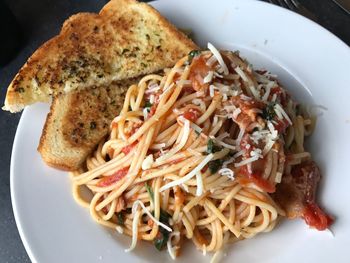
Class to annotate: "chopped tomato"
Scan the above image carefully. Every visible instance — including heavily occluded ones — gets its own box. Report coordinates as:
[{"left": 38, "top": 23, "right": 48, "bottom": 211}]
[
  {"left": 121, "top": 142, "right": 137, "bottom": 155},
  {"left": 182, "top": 108, "right": 201, "bottom": 122},
  {"left": 189, "top": 55, "right": 211, "bottom": 91},
  {"left": 231, "top": 96, "right": 265, "bottom": 131},
  {"left": 274, "top": 118, "right": 290, "bottom": 133},
  {"left": 97, "top": 167, "right": 129, "bottom": 187},
  {"left": 303, "top": 203, "right": 334, "bottom": 230},
  {"left": 270, "top": 86, "right": 290, "bottom": 106},
  {"left": 239, "top": 166, "right": 275, "bottom": 193}
]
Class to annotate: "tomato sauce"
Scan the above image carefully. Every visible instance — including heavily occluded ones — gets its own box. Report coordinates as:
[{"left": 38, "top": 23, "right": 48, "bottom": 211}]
[
  {"left": 97, "top": 167, "right": 129, "bottom": 187},
  {"left": 121, "top": 141, "right": 137, "bottom": 155},
  {"left": 303, "top": 203, "right": 334, "bottom": 230},
  {"left": 274, "top": 118, "right": 290, "bottom": 133},
  {"left": 239, "top": 166, "right": 275, "bottom": 193}
]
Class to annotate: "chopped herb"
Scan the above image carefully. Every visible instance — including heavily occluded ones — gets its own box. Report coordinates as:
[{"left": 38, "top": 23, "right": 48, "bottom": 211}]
[
  {"left": 208, "top": 159, "right": 223, "bottom": 174},
  {"left": 145, "top": 101, "right": 153, "bottom": 108},
  {"left": 144, "top": 101, "right": 153, "bottom": 111},
  {"left": 262, "top": 102, "right": 276, "bottom": 121},
  {"left": 122, "top": 48, "right": 130, "bottom": 55},
  {"left": 116, "top": 212, "right": 124, "bottom": 226},
  {"left": 145, "top": 182, "right": 154, "bottom": 202},
  {"left": 188, "top": 50, "right": 201, "bottom": 62},
  {"left": 146, "top": 34, "right": 150, "bottom": 40},
  {"left": 153, "top": 209, "right": 171, "bottom": 251},
  {"left": 141, "top": 62, "right": 148, "bottom": 68},
  {"left": 15, "top": 87, "right": 25, "bottom": 93},
  {"left": 90, "top": 121, "right": 96, "bottom": 129},
  {"left": 159, "top": 209, "right": 171, "bottom": 223},
  {"left": 206, "top": 139, "right": 222, "bottom": 154},
  {"left": 154, "top": 229, "right": 169, "bottom": 251}
]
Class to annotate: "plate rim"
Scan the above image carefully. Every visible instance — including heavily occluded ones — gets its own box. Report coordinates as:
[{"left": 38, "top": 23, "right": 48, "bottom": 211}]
[{"left": 10, "top": 0, "right": 350, "bottom": 262}]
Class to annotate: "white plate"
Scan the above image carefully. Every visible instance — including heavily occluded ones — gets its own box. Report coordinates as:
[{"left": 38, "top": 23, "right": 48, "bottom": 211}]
[{"left": 11, "top": 0, "right": 350, "bottom": 262}]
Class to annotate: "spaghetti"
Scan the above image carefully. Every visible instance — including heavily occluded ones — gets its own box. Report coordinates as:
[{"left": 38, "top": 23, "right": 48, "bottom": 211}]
[{"left": 70, "top": 43, "right": 332, "bottom": 260}]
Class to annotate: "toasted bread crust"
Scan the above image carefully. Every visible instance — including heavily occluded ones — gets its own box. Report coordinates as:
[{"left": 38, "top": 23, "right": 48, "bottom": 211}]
[
  {"left": 37, "top": 79, "right": 137, "bottom": 171},
  {"left": 3, "top": 0, "right": 197, "bottom": 112}
]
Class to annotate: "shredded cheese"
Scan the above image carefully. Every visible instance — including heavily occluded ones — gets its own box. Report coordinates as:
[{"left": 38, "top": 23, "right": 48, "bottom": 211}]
[
  {"left": 149, "top": 94, "right": 155, "bottom": 104},
  {"left": 115, "top": 226, "right": 124, "bottom": 234},
  {"left": 195, "top": 172, "right": 204, "bottom": 196},
  {"left": 203, "top": 71, "right": 214, "bottom": 83},
  {"left": 275, "top": 172, "right": 283, "bottom": 183},
  {"left": 235, "top": 66, "right": 248, "bottom": 82},
  {"left": 275, "top": 103, "right": 293, "bottom": 125},
  {"left": 134, "top": 200, "right": 172, "bottom": 232},
  {"left": 206, "top": 55, "right": 217, "bottom": 66},
  {"left": 125, "top": 202, "right": 141, "bottom": 252},
  {"left": 209, "top": 85, "right": 215, "bottom": 97},
  {"left": 218, "top": 168, "right": 235, "bottom": 180},
  {"left": 207, "top": 43, "right": 229, "bottom": 75},
  {"left": 143, "top": 108, "right": 149, "bottom": 120},
  {"left": 142, "top": 154, "right": 154, "bottom": 170},
  {"left": 236, "top": 127, "right": 245, "bottom": 145},
  {"left": 234, "top": 155, "right": 260, "bottom": 167},
  {"left": 167, "top": 232, "right": 180, "bottom": 260}
]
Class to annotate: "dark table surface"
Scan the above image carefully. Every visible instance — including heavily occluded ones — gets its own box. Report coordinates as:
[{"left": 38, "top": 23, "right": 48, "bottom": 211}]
[{"left": 0, "top": 0, "right": 349, "bottom": 262}]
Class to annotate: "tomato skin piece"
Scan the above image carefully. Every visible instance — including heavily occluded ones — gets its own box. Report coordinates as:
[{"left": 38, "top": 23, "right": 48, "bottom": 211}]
[
  {"left": 303, "top": 203, "right": 334, "bottom": 230},
  {"left": 97, "top": 167, "right": 129, "bottom": 187}
]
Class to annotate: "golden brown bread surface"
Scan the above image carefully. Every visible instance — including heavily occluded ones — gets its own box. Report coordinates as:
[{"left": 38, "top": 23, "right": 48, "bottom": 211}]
[
  {"left": 37, "top": 79, "right": 139, "bottom": 170},
  {"left": 3, "top": 0, "right": 197, "bottom": 112}
]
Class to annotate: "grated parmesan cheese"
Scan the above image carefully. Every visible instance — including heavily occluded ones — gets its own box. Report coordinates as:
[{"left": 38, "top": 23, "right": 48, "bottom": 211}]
[
  {"left": 275, "top": 172, "right": 283, "bottom": 183},
  {"left": 207, "top": 43, "right": 229, "bottom": 75},
  {"left": 167, "top": 231, "right": 180, "bottom": 260},
  {"left": 203, "top": 71, "right": 214, "bottom": 83},
  {"left": 274, "top": 103, "right": 292, "bottom": 125},
  {"left": 142, "top": 154, "right": 154, "bottom": 170},
  {"left": 206, "top": 55, "right": 217, "bottom": 66},
  {"left": 236, "top": 127, "right": 245, "bottom": 145},
  {"left": 234, "top": 66, "right": 248, "bottom": 82},
  {"left": 209, "top": 85, "right": 215, "bottom": 97},
  {"left": 218, "top": 168, "right": 235, "bottom": 180},
  {"left": 149, "top": 94, "right": 155, "bottom": 104},
  {"left": 143, "top": 108, "right": 149, "bottom": 120},
  {"left": 195, "top": 172, "right": 204, "bottom": 196},
  {"left": 234, "top": 155, "right": 260, "bottom": 167}
]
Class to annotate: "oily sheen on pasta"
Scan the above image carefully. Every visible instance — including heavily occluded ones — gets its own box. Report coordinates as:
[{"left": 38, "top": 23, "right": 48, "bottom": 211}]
[{"left": 70, "top": 43, "right": 333, "bottom": 260}]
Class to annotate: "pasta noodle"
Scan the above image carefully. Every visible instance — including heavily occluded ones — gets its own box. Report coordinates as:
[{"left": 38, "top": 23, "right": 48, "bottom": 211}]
[{"left": 70, "top": 43, "right": 332, "bottom": 260}]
